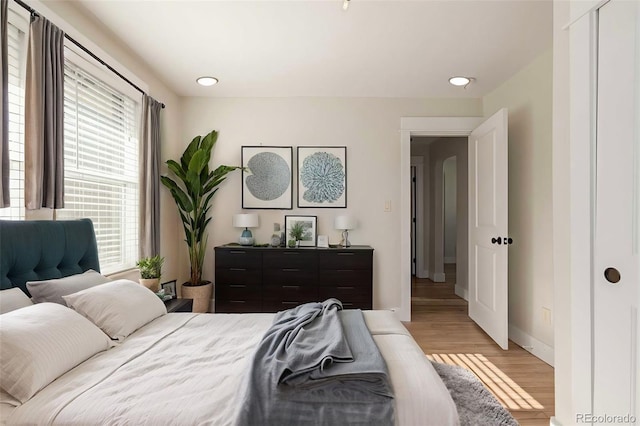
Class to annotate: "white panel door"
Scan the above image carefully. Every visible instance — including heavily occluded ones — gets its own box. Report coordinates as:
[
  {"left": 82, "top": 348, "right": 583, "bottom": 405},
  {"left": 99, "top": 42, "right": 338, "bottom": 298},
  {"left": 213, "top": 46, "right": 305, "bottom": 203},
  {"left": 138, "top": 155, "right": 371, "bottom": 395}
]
[
  {"left": 468, "top": 108, "right": 509, "bottom": 350},
  {"left": 593, "top": 0, "right": 640, "bottom": 417}
]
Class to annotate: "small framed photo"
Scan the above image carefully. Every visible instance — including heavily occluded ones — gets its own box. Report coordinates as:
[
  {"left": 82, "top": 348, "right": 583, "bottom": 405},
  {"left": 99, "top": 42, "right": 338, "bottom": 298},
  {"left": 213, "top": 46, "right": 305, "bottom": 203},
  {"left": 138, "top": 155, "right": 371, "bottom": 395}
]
[
  {"left": 242, "top": 146, "right": 293, "bottom": 209},
  {"left": 284, "top": 215, "right": 318, "bottom": 247},
  {"left": 317, "top": 235, "right": 329, "bottom": 248},
  {"left": 161, "top": 280, "right": 177, "bottom": 299},
  {"left": 297, "top": 146, "right": 347, "bottom": 208}
]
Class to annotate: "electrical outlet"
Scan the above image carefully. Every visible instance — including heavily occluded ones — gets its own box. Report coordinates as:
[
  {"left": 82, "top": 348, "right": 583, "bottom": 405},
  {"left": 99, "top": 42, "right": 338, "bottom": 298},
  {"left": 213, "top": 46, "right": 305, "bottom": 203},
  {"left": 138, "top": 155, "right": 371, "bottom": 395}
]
[
  {"left": 542, "top": 307, "right": 552, "bottom": 325},
  {"left": 384, "top": 200, "right": 391, "bottom": 212}
]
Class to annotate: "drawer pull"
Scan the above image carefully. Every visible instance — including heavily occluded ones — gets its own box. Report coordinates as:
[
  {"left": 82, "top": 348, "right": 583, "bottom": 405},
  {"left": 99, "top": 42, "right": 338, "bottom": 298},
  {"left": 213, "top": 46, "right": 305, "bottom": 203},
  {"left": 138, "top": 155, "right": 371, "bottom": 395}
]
[
  {"left": 230, "top": 268, "right": 247, "bottom": 271},
  {"left": 283, "top": 268, "right": 300, "bottom": 272},
  {"left": 283, "top": 252, "right": 300, "bottom": 256},
  {"left": 336, "top": 269, "right": 354, "bottom": 273},
  {"left": 229, "top": 300, "right": 246, "bottom": 304},
  {"left": 282, "top": 285, "right": 300, "bottom": 289},
  {"left": 230, "top": 251, "right": 247, "bottom": 254},
  {"left": 343, "top": 303, "right": 354, "bottom": 307},
  {"left": 282, "top": 301, "right": 300, "bottom": 305},
  {"left": 337, "top": 286, "right": 355, "bottom": 290},
  {"left": 337, "top": 253, "right": 355, "bottom": 256},
  {"left": 229, "top": 285, "right": 246, "bottom": 288}
]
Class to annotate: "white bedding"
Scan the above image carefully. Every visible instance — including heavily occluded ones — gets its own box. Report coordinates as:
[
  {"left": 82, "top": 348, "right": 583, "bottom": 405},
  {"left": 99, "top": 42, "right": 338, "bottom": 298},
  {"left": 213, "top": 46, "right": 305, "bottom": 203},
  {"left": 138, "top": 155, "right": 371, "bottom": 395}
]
[{"left": 5, "top": 311, "right": 458, "bottom": 426}]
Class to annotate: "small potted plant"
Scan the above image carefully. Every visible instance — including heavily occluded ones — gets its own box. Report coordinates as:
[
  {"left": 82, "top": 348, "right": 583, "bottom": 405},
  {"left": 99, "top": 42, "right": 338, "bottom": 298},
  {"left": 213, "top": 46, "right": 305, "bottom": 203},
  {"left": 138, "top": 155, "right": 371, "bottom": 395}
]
[
  {"left": 137, "top": 255, "right": 164, "bottom": 292},
  {"left": 289, "top": 222, "right": 305, "bottom": 248}
]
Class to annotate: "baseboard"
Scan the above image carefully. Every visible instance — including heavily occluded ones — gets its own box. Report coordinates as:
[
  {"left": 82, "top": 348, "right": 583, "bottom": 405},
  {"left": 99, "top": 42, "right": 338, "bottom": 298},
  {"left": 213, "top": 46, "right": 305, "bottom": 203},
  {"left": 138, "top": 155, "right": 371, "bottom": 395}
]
[
  {"left": 550, "top": 416, "right": 563, "bottom": 426},
  {"left": 416, "top": 269, "right": 429, "bottom": 279},
  {"left": 509, "top": 324, "right": 554, "bottom": 367},
  {"left": 431, "top": 272, "right": 446, "bottom": 282},
  {"left": 444, "top": 257, "right": 456, "bottom": 264},
  {"left": 454, "top": 285, "right": 468, "bottom": 301}
]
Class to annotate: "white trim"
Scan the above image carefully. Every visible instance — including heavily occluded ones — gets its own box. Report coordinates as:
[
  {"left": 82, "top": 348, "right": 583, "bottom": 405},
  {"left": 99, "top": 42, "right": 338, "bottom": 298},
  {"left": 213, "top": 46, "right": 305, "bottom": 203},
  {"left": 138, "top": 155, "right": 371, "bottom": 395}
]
[
  {"left": 509, "top": 324, "right": 554, "bottom": 367},
  {"left": 411, "top": 156, "right": 426, "bottom": 278},
  {"left": 444, "top": 256, "right": 456, "bottom": 264},
  {"left": 454, "top": 284, "right": 468, "bottom": 301},
  {"left": 399, "top": 116, "right": 483, "bottom": 322},
  {"left": 431, "top": 272, "right": 446, "bottom": 283}
]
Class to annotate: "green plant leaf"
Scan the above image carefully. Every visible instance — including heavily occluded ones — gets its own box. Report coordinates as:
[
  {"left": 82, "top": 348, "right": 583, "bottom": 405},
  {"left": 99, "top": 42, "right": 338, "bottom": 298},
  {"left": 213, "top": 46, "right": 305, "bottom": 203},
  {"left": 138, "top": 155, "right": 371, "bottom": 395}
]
[
  {"left": 166, "top": 160, "right": 187, "bottom": 182},
  {"left": 181, "top": 135, "right": 201, "bottom": 170}
]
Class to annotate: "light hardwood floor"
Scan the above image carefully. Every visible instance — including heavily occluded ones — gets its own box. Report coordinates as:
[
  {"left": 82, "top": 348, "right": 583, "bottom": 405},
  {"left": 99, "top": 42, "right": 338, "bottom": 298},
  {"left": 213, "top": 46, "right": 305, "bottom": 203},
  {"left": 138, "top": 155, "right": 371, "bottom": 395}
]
[{"left": 404, "top": 265, "right": 554, "bottom": 425}]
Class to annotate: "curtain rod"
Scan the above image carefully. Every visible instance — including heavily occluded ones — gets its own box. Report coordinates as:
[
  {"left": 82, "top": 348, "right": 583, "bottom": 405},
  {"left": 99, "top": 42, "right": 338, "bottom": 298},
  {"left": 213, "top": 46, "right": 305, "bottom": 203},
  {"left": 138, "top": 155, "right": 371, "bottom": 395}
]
[{"left": 13, "top": 0, "right": 165, "bottom": 109}]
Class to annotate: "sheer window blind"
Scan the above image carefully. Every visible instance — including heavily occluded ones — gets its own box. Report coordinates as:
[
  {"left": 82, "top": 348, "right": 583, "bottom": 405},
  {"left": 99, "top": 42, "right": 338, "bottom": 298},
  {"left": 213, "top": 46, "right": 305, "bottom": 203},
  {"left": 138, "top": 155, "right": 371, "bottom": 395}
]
[
  {"left": 57, "top": 59, "right": 140, "bottom": 274},
  {"left": 0, "top": 15, "right": 27, "bottom": 220}
]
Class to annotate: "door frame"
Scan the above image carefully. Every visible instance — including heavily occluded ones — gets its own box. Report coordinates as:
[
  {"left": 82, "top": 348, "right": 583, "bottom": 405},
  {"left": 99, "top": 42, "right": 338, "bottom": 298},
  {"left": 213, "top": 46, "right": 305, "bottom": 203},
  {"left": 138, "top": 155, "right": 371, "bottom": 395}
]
[
  {"left": 399, "top": 116, "right": 483, "bottom": 321},
  {"left": 410, "top": 156, "right": 426, "bottom": 278}
]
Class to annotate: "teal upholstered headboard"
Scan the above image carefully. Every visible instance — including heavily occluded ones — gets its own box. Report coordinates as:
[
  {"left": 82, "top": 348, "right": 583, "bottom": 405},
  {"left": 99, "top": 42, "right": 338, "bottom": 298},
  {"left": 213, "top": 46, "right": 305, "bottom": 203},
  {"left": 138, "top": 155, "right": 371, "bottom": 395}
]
[{"left": 0, "top": 219, "right": 100, "bottom": 295}]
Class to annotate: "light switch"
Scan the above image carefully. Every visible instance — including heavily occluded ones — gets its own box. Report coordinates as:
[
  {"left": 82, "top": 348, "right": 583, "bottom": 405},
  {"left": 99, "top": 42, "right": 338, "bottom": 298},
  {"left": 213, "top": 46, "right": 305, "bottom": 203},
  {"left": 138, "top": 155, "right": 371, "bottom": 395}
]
[{"left": 384, "top": 200, "right": 391, "bottom": 212}]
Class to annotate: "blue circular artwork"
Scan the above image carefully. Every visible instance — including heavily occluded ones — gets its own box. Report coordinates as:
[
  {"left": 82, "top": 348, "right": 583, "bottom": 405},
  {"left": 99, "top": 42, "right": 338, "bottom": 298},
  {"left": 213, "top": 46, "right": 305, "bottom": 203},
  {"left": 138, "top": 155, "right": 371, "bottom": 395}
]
[
  {"left": 300, "top": 152, "right": 345, "bottom": 203},
  {"left": 246, "top": 152, "right": 290, "bottom": 201}
]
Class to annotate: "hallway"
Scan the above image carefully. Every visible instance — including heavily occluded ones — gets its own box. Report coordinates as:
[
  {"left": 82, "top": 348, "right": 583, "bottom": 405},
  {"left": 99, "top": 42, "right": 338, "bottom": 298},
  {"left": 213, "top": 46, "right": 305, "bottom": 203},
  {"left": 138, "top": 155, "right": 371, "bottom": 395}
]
[{"left": 404, "top": 265, "right": 555, "bottom": 425}]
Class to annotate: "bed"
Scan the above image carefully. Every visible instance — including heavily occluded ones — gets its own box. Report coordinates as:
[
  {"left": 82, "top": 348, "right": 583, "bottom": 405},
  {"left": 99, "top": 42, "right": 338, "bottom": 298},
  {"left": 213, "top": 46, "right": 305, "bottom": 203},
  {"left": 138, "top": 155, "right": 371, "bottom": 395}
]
[{"left": 0, "top": 219, "right": 459, "bottom": 425}]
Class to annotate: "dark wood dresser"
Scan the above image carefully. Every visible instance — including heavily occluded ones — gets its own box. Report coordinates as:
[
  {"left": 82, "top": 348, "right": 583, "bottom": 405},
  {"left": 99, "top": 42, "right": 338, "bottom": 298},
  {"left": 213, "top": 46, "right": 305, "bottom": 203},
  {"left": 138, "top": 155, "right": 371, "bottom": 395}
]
[{"left": 214, "top": 245, "right": 373, "bottom": 313}]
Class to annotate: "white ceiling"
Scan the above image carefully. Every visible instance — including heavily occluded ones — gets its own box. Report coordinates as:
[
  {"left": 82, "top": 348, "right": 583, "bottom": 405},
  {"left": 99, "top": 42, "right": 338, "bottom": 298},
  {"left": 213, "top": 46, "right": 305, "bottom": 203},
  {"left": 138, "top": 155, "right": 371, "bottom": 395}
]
[{"left": 71, "top": 0, "right": 552, "bottom": 98}]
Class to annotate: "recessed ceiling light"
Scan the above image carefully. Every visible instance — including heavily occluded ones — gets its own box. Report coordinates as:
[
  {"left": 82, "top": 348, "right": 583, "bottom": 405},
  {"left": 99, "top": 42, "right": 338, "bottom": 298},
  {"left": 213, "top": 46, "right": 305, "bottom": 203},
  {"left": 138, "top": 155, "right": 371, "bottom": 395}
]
[
  {"left": 196, "top": 76, "right": 218, "bottom": 87},
  {"left": 449, "top": 76, "right": 472, "bottom": 87}
]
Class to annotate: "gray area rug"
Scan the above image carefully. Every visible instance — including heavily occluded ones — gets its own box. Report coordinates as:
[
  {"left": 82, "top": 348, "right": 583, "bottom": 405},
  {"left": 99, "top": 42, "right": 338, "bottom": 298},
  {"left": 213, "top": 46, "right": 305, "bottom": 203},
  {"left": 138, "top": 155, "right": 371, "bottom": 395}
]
[{"left": 431, "top": 361, "right": 519, "bottom": 426}]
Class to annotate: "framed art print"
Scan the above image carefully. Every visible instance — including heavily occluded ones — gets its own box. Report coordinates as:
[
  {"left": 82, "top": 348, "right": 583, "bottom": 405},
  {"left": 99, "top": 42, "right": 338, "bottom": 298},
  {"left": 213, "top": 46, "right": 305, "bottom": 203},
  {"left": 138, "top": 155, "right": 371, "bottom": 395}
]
[
  {"left": 242, "top": 146, "right": 293, "bottom": 209},
  {"left": 284, "top": 215, "right": 317, "bottom": 247},
  {"left": 297, "top": 146, "right": 347, "bottom": 208}
]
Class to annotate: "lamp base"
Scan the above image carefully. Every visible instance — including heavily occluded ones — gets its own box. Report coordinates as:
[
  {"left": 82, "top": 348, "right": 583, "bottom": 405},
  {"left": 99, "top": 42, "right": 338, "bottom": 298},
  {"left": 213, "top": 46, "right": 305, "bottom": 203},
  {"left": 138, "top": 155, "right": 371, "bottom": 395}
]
[
  {"left": 238, "top": 229, "right": 254, "bottom": 246},
  {"left": 338, "top": 230, "right": 351, "bottom": 247}
]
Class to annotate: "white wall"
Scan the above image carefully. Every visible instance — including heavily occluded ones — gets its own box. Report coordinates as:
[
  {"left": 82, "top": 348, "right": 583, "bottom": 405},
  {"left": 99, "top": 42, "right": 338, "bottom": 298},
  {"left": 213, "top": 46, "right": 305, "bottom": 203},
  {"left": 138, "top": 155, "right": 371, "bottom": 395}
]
[
  {"left": 443, "top": 156, "right": 457, "bottom": 263},
  {"left": 427, "top": 138, "right": 468, "bottom": 290},
  {"left": 180, "top": 97, "right": 482, "bottom": 309},
  {"left": 35, "top": 0, "right": 182, "bottom": 287},
  {"left": 483, "top": 48, "right": 554, "bottom": 362}
]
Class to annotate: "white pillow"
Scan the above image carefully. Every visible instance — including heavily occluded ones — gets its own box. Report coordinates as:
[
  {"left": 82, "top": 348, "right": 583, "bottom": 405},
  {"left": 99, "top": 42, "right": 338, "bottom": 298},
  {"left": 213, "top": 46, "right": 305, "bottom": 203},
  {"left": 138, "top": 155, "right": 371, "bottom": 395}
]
[
  {"left": 0, "top": 288, "right": 33, "bottom": 314},
  {"left": 26, "top": 270, "right": 111, "bottom": 305},
  {"left": 63, "top": 279, "right": 167, "bottom": 341},
  {"left": 0, "top": 303, "right": 111, "bottom": 403}
]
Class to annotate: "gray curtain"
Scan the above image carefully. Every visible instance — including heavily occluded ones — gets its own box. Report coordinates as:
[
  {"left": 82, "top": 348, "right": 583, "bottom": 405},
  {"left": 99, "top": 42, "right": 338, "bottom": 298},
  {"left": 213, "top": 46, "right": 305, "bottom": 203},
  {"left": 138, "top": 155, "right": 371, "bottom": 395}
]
[
  {"left": 24, "top": 15, "right": 64, "bottom": 209},
  {"left": 139, "top": 95, "right": 162, "bottom": 257},
  {"left": 0, "top": 0, "right": 9, "bottom": 208}
]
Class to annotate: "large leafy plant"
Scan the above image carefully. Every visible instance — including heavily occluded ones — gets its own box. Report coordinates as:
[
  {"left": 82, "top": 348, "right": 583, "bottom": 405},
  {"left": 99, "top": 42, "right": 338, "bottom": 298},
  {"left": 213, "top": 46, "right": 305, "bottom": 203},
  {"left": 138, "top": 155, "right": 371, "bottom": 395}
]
[{"left": 161, "top": 130, "right": 241, "bottom": 286}]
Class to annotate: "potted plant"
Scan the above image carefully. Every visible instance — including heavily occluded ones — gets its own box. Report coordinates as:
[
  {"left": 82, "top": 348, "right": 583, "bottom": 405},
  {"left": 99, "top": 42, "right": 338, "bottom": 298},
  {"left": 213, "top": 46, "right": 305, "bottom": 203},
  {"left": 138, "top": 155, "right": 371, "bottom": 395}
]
[
  {"left": 161, "top": 130, "right": 241, "bottom": 312},
  {"left": 137, "top": 255, "right": 164, "bottom": 292},
  {"left": 289, "top": 222, "right": 305, "bottom": 248}
]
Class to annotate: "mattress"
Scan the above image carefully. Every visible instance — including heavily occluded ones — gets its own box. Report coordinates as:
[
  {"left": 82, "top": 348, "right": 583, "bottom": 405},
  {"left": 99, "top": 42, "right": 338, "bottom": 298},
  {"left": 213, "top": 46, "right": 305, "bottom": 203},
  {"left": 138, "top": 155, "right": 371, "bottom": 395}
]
[{"left": 5, "top": 311, "right": 458, "bottom": 425}]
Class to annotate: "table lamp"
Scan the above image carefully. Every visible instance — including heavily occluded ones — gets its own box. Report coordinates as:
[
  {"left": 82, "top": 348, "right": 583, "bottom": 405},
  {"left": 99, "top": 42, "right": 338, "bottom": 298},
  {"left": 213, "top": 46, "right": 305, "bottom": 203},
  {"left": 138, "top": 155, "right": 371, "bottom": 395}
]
[
  {"left": 334, "top": 215, "right": 357, "bottom": 247},
  {"left": 233, "top": 214, "right": 259, "bottom": 246}
]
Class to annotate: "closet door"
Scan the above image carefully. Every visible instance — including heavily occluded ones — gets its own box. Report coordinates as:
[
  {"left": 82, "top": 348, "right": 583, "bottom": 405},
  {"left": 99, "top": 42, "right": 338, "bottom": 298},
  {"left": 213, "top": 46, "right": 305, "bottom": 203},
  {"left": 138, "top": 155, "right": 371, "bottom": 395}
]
[{"left": 593, "top": 0, "right": 640, "bottom": 417}]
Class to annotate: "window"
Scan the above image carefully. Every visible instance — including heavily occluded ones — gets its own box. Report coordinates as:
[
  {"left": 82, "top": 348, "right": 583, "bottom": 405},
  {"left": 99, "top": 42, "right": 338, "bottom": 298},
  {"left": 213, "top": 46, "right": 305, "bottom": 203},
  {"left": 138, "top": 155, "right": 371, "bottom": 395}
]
[
  {"left": 56, "top": 53, "right": 140, "bottom": 274},
  {"left": 0, "top": 10, "right": 28, "bottom": 220}
]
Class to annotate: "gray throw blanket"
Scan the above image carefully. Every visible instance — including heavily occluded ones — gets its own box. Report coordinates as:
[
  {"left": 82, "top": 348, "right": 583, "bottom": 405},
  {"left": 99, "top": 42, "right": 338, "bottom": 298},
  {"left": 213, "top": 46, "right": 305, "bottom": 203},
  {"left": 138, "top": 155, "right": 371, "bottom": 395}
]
[{"left": 235, "top": 299, "right": 395, "bottom": 426}]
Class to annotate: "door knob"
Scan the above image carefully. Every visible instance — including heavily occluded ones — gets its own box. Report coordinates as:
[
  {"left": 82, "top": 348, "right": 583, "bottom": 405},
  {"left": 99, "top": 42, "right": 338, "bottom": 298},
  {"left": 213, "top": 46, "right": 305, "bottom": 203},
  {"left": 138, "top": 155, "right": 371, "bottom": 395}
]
[
  {"left": 604, "top": 267, "right": 621, "bottom": 284},
  {"left": 491, "top": 237, "right": 502, "bottom": 245}
]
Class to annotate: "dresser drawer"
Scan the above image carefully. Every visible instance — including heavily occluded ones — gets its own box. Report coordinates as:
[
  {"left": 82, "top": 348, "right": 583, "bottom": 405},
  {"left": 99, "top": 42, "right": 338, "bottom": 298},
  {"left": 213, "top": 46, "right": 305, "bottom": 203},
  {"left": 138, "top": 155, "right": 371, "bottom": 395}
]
[
  {"left": 318, "top": 285, "right": 372, "bottom": 309},
  {"left": 318, "top": 251, "right": 372, "bottom": 270},
  {"left": 264, "top": 269, "right": 317, "bottom": 286},
  {"left": 263, "top": 300, "right": 311, "bottom": 313},
  {"left": 318, "top": 270, "right": 371, "bottom": 287},
  {"left": 263, "top": 251, "right": 317, "bottom": 269},
  {"left": 216, "top": 268, "right": 261, "bottom": 285},
  {"left": 264, "top": 283, "right": 317, "bottom": 302},
  {"left": 215, "top": 299, "right": 262, "bottom": 313},
  {"left": 215, "top": 249, "right": 262, "bottom": 268},
  {"left": 216, "top": 283, "right": 261, "bottom": 301}
]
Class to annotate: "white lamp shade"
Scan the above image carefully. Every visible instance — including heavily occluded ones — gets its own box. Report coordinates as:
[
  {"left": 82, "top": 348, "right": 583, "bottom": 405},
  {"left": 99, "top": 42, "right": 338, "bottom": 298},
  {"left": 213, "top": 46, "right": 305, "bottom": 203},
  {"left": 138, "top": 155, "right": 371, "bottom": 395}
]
[
  {"left": 233, "top": 214, "right": 259, "bottom": 228},
  {"left": 334, "top": 215, "right": 357, "bottom": 230}
]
